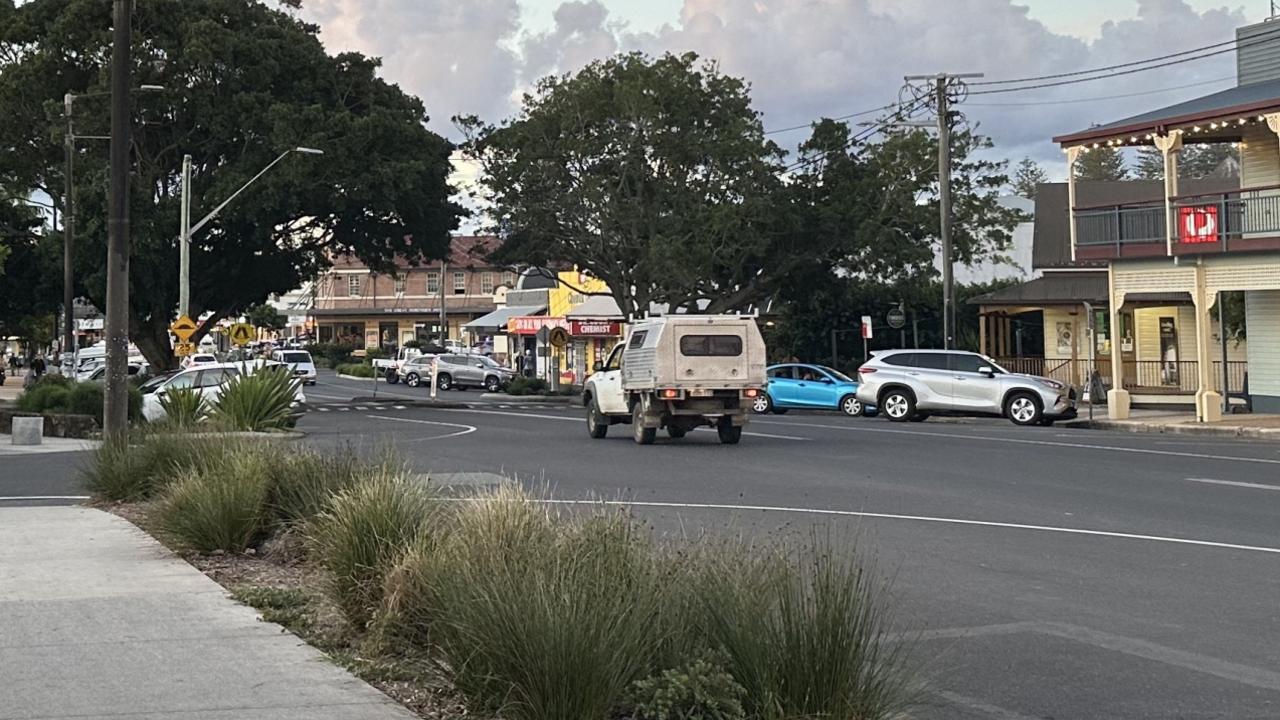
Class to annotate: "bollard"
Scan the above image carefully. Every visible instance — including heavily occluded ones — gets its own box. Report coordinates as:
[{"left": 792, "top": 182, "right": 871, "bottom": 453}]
[{"left": 11, "top": 416, "right": 45, "bottom": 446}]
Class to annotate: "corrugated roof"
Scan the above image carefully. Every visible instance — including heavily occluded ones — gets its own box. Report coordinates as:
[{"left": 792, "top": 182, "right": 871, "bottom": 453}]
[
  {"left": 462, "top": 305, "right": 547, "bottom": 330},
  {"left": 565, "top": 295, "right": 624, "bottom": 319},
  {"left": 969, "top": 272, "right": 1190, "bottom": 307},
  {"left": 1053, "top": 76, "right": 1280, "bottom": 145}
]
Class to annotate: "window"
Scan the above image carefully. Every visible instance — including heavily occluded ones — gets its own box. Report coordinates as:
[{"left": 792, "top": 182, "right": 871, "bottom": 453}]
[
  {"left": 767, "top": 366, "right": 794, "bottom": 379},
  {"left": 950, "top": 353, "right": 996, "bottom": 374},
  {"left": 679, "top": 334, "right": 743, "bottom": 357},
  {"left": 165, "top": 372, "right": 197, "bottom": 391},
  {"left": 347, "top": 275, "right": 361, "bottom": 297},
  {"left": 881, "top": 352, "right": 916, "bottom": 367},
  {"left": 502, "top": 271, "right": 517, "bottom": 288},
  {"left": 393, "top": 275, "right": 406, "bottom": 295},
  {"left": 481, "top": 272, "right": 495, "bottom": 294},
  {"left": 628, "top": 330, "right": 648, "bottom": 349},
  {"left": 426, "top": 272, "right": 440, "bottom": 294},
  {"left": 453, "top": 271, "right": 466, "bottom": 295},
  {"left": 914, "top": 354, "right": 949, "bottom": 370},
  {"left": 604, "top": 344, "right": 624, "bottom": 371}
]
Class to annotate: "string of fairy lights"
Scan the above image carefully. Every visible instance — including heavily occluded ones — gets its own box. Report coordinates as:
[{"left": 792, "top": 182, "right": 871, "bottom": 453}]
[{"left": 1073, "top": 112, "right": 1275, "bottom": 154}]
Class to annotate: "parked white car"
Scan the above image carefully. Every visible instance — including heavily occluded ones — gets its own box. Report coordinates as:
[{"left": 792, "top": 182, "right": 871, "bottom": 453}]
[
  {"left": 182, "top": 353, "right": 219, "bottom": 369},
  {"left": 270, "top": 350, "right": 318, "bottom": 385},
  {"left": 139, "top": 361, "right": 307, "bottom": 423}
]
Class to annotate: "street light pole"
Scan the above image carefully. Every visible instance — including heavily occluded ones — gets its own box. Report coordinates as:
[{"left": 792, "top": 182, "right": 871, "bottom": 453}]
[
  {"left": 178, "top": 147, "right": 322, "bottom": 319},
  {"left": 102, "top": 0, "right": 133, "bottom": 442},
  {"left": 62, "top": 94, "right": 75, "bottom": 364}
]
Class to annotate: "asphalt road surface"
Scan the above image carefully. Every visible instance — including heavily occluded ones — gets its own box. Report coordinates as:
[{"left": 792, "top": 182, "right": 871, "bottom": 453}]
[{"left": 304, "top": 371, "right": 1280, "bottom": 719}]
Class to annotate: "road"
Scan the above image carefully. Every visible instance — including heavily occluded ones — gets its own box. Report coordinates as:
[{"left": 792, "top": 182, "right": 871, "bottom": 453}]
[{"left": 303, "top": 370, "right": 1280, "bottom": 719}]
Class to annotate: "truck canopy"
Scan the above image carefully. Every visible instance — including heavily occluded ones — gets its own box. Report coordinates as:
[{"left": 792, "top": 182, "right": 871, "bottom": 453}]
[{"left": 622, "top": 315, "right": 766, "bottom": 390}]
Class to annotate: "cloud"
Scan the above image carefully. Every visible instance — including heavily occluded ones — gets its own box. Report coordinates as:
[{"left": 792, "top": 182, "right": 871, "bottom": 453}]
[{"left": 299, "top": 0, "right": 1252, "bottom": 168}]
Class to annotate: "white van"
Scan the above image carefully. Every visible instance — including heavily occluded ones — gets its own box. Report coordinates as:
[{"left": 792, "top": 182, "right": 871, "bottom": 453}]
[{"left": 271, "top": 349, "right": 318, "bottom": 385}]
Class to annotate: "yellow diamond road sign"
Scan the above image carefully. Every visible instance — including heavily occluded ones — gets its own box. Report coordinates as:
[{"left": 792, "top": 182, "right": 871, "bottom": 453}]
[
  {"left": 170, "top": 315, "right": 198, "bottom": 342},
  {"left": 229, "top": 323, "right": 255, "bottom": 346}
]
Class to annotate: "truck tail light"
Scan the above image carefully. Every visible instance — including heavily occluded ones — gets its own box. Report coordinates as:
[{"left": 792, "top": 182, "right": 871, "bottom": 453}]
[
  {"left": 658, "top": 388, "right": 681, "bottom": 400},
  {"left": 742, "top": 388, "right": 760, "bottom": 398}
]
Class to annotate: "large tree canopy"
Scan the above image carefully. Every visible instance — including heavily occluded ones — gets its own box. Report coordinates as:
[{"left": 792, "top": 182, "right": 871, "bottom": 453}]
[
  {"left": 0, "top": 0, "right": 461, "bottom": 368},
  {"left": 463, "top": 52, "right": 1020, "bottom": 317}
]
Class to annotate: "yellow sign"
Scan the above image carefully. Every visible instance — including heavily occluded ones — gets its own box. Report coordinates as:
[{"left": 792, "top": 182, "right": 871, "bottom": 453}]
[
  {"left": 229, "top": 323, "right": 255, "bottom": 346},
  {"left": 170, "top": 315, "right": 198, "bottom": 342},
  {"left": 174, "top": 342, "right": 196, "bottom": 357},
  {"left": 549, "top": 326, "right": 570, "bottom": 348}
]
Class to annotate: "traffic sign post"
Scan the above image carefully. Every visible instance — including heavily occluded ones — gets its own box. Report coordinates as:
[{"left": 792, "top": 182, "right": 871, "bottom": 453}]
[
  {"left": 229, "top": 323, "right": 254, "bottom": 346},
  {"left": 173, "top": 341, "right": 195, "bottom": 357},
  {"left": 887, "top": 302, "right": 907, "bottom": 350},
  {"left": 861, "top": 315, "right": 873, "bottom": 362}
]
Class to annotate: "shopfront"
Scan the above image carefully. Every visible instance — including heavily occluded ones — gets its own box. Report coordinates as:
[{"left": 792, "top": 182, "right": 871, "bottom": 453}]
[{"left": 569, "top": 320, "right": 623, "bottom": 382}]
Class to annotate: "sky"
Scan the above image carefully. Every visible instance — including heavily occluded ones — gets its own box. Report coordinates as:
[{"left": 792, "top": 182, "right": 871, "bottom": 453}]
[{"left": 295, "top": 0, "right": 1263, "bottom": 173}]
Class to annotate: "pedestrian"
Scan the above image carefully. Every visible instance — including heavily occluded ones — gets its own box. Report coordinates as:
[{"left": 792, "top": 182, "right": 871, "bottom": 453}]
[{"left": 31, "top": 355, "right": 46, "bottom": 378}]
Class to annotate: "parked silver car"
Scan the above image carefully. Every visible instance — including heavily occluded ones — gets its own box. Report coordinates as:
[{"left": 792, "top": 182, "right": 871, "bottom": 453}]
[
  {"left": 855, "top": 350, "right": 1077, "bottom": 426},
  {"left": 399, "top": 353, "right": 515, "bottom": 392}
]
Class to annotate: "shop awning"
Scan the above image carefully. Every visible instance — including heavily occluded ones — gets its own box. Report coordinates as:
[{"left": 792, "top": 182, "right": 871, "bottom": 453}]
[
  {"left": 565, "top": 295, "right": 624, "bottom": 319},
  {"left": 462, "top": 305, "right": 546, "bottom": 331}
]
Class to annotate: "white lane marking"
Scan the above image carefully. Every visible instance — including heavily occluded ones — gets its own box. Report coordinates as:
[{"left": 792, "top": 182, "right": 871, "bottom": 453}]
[
  {"left": 1185, "top": 477, "right": 1280, "bottom": 492},
  {"left": 441, "top": 408, "right": 805, "bottom": 440},
  {"left": 338, "top": 407, "right": 350, "bottom": 411},
  {"left": 540, "top": 499, "right": 1280, "bottom": 556},
  {"left": 393, "top": 405, "right": 407, "bottom": 410},
  {"left": 365, "top": 415, "right": 477, "bottom": 440},
  {"left": 0, "top": 496, "right": 90, "bottom": 502},
  {"left": 692, "top": 427, "right": 810, "bottom": 441},
  {"left": 317, "top": 407, "right": 331, "bottom": 412},
  {"left": 755, "top": 418, "right": 1280, "bottom": 466},
  {"left": 303, "top": 391, "right": 355, "bottom": 401}
]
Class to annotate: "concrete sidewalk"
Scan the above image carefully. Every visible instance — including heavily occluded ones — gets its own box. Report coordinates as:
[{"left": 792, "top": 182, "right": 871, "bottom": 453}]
[
  {"left": 1065, "top": 409, "right": 1280, "bottom": 439},
  {"left": 0, "top": 433, "right": 99, "bottom": 455},
  {"left": 0, "top": 506, "right": 415, "bottom": 720}
]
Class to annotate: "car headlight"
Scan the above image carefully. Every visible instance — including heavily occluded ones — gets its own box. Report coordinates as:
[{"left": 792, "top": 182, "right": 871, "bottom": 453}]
[{"left": 1035, "top": 377, "right": 1065, "bottom": 391}]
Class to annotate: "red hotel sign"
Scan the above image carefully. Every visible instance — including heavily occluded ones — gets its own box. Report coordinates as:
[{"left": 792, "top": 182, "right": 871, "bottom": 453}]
[
  {"left": 1178, "top": 205, "right": 1219, "bottom": 244},
  {"left": 570, "top": 320, "right": 621, "bottom": 336},
  {"left": 508, "top": 316, "right": 568, "bottom": 335}
]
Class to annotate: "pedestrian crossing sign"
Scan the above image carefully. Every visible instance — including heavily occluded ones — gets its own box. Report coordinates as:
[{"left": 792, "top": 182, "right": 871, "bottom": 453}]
[{"left": 229, "top": 323, "right": 255, "bottom": 346}]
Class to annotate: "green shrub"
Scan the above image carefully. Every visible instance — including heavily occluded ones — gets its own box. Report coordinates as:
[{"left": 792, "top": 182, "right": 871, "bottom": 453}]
[
  {"left": 398, "top": 486, "right": 667, "bottom": 720},
  {"left": 335, "top": 362, "right": 376, "bottom": 378},
  {"left": 64, "top": 382, "right": 102, "bottom": 419},
  {"left": 504, "top": 376, "right": 549, "bottom": 396},
  {"left": 209, "top": 366, "right": 299, "bottom": 431},
  {"left": 266, "top": 446, "right": 366, "bottom": 526},
  {"left": 16, "top": 382, "right": 70, "bottom": 413},
  {"left": 624, "top": 651, "right": 746, "bottom": 720},
  {"left": 308, "top": 468, "right": 439, "bottom": 628},
  {"left": 158, "top": 387, "right": 207, "bottom": 427},
  {"left": 82, "top": 431, "right": 223, "bottom": 501},
  {"left": 151, "top": 449, "right": 273, "bottom": 552},
  {"left": 305, "top": 342, "right": 357, "bottom": 366},
  {"left": 691, "top": 539, "right": 919, "bottom": 720}
]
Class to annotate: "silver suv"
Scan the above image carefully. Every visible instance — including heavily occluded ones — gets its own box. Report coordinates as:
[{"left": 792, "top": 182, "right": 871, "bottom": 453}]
[
  {"left": 399, "top": 353, "right": 515, "bottom": 392},
  {"left": 855, "top": 350, "right": 1077, "bottom": 426}
]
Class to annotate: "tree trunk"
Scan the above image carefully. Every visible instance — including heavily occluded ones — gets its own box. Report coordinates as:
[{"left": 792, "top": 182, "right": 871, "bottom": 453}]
[{"left": 132, "top": 311, "right": 178, "bottom": 372}]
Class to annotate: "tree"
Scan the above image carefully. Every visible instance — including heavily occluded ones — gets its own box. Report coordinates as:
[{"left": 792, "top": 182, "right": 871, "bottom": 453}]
[
  {"left": 463, "top": 53, "right": 1019, "bottom": 316},
  {"left": 1074, "top": 145, "right": 1128, "bottom": 181},
  {"left": 245, "top": 303, "right": 285, "bottom": 331},
  {"left": 0, "top": 0, "right": 461, "bottom": 369},
  {"left": 1181, "top": 144, "right": 1240, "bottom": 179},
  {"left": 1133, "top": 146, "right": 1165, "bottom": 181},
  {"left": 1010, "top": 157, "right": 1048, "bottom": 199}
]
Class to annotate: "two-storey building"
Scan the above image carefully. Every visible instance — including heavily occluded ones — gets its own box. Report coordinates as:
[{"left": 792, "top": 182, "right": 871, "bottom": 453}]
[
  {"left": 310, "top": 236, "right": 516, "bottom": 350},
  {"left": 1052, "top": 18, "right": 1280, "bottom": 420}
]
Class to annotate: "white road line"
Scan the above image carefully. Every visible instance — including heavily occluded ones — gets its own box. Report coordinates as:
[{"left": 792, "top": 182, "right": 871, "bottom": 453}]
[
  {"left": 0, "top": 496, "right": 90, "bottom": 502},
  {"left": 692, "top": 427, "right": 810, "bottom": 441},
  {"left": 365, "top": 414, "right": 477, "bottom": 440},
  {"left": 755, "top": 419, "right": 1280, "bottom": 466},
  {"left": 540, "top": 499, "right": 1280, "bottom": 556},
  {"left": 393, "top": 405, "right": 407, "bottom": 410},
  {"left": 303, "top": 391, "right": 355, "bottom": 401},
  {"left": 442, "top": 408, "right": 578, "bottom": 422},
  {"left": 338, "top": 407, "right": 349, "bottom": 411},
  {"left": 1185, "top": 477, "right": 1280, "bottom": 492},
  {"left": 317, "top": 407, "right": 330, "bottom": 412}
]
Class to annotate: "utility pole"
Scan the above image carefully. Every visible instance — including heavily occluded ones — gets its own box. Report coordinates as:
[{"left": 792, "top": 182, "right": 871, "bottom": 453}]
[
  {"left": 179, "top": 154, "right": 192, "bottom": 317},
  {"left": 439, "top": 260, "right": 448, "bottom": 347},
  {"left": 903, "top": 72, "right": 982, "bottom": 350},
  {"left": 62, "top": 95, "right": 75, "bottom": 366},
  {"left": 102, "top": 0, "right": 133, "bottom": 442}
]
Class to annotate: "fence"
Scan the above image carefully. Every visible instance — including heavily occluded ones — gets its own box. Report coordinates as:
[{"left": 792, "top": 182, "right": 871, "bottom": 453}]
[{"left": 992, "top": 358, "right": 1247, "bottom": 394}]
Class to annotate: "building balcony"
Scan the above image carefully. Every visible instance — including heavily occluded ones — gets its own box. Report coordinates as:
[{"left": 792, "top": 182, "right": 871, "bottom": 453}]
[{"left": 1074, "top": 185, "right": 1280, "bottom": 260}]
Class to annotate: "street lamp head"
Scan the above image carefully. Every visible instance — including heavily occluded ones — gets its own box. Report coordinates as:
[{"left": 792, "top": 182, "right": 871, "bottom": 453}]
[
  {"left": 293, "top": 146, "right": 324, "bottom": 155},
  {"left": 138, "top": 84, "right": 165, "bottom": 92}
]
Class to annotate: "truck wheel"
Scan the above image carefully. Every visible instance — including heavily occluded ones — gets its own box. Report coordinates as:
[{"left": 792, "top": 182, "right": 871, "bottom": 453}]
[
  {"left": 632, "top": 403, "right": 656, "bottom": 445},
  {"left": 586, "top": 399, "right": 608, "bottom": 439},
  {"left": 666, "top": 425, "right": 687, "bottom": 439},
  {"left": 405, "top": 372, "right": 421, "bottom": 388},
  {"left": 716, "top": 417, "right": 742, "bottom": 445},
  {"left": 384, "top": 369, "right": 399, "bottom": 384}
]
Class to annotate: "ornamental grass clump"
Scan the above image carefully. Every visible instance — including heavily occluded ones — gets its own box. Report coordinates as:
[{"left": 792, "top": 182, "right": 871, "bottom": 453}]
[{"left": 151, "top": 447, "right": 273, "bottom": 553}]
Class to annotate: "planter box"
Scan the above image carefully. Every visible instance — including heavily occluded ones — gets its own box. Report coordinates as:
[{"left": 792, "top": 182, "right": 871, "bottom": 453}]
[{"left": 0, "top": 409, "right": 99, "bottom": 439}]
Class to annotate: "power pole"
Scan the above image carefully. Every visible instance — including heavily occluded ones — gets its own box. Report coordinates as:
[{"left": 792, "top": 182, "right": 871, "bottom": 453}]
[
  {"left": 179, "top": 154, "right": 192, "bottom": 317},
  {"left": 439, "top": 260, "right": 448, "bottom": 346},
  {"left": 103, "top": 0, "right": 133, "bottom": 443},
  {"left": 904, "top": 72, "right": 982, "bottom": 350},
  {"left": 62, "top": 95, "right": 75, "bottom": 366}
]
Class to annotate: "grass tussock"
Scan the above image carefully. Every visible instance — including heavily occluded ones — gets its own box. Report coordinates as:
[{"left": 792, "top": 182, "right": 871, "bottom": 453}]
[{"left": 152, "top": 447, "right": 273, "bottom": 553}]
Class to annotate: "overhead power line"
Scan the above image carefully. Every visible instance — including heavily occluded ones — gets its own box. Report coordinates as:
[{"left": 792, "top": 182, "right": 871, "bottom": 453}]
[
  {"left": 964, "top": 75, "right": 1234, "bottom": 107},
  {"left": 764, "top": 103, "right": 899, "bottom": 135}
]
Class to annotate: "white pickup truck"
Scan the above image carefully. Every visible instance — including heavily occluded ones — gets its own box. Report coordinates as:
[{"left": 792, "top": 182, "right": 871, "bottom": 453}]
[
  {"left": 583, "top": 315, "right": 767, "bottom": 445},
  {"left": 371, "top": 347, "right": 422, "bottom": 383}
]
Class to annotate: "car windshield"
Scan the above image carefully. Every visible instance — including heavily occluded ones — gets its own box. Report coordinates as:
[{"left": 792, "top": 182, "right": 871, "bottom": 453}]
[
  {"left": 279, "top": 352, "right": 312, "bottom": 364},
  {"left": 817, "top": 366, "right": 854, "bottom": 382},
  {"left": 138, "top": 372, "right": 175, "bottom": 394}
]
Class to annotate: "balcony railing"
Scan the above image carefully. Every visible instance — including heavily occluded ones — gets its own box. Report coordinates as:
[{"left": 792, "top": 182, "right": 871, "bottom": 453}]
[
  {"left": 992, "top": 358, "right": 1248, "bottom": 394},
  {"left": 1073, "top": 185, "right": 1280, "bottom": 252}
]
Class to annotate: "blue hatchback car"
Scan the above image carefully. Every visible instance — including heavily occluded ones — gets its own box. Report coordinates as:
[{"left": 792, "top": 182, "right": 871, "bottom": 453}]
[{"left": 753, "top": 363, "right": 870, "bottom": 416}]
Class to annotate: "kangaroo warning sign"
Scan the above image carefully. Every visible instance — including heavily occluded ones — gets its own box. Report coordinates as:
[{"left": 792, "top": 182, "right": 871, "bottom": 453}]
[{"left": 229, "top": 323, "right": 255, "bottom": 346}]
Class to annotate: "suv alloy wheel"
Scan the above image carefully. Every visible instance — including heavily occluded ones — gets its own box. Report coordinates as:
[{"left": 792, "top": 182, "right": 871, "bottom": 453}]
[{"left": 881, "top": 389, "right": 915, "bottom": 422}]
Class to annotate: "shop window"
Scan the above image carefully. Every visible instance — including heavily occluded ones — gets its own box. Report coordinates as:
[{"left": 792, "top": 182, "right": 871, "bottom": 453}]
[
  {"left": 347, "top": 275, "right": 361, "bottom": 297},
  {"left": 426, "top": 272, "right": 440, "bottom": 294}
]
